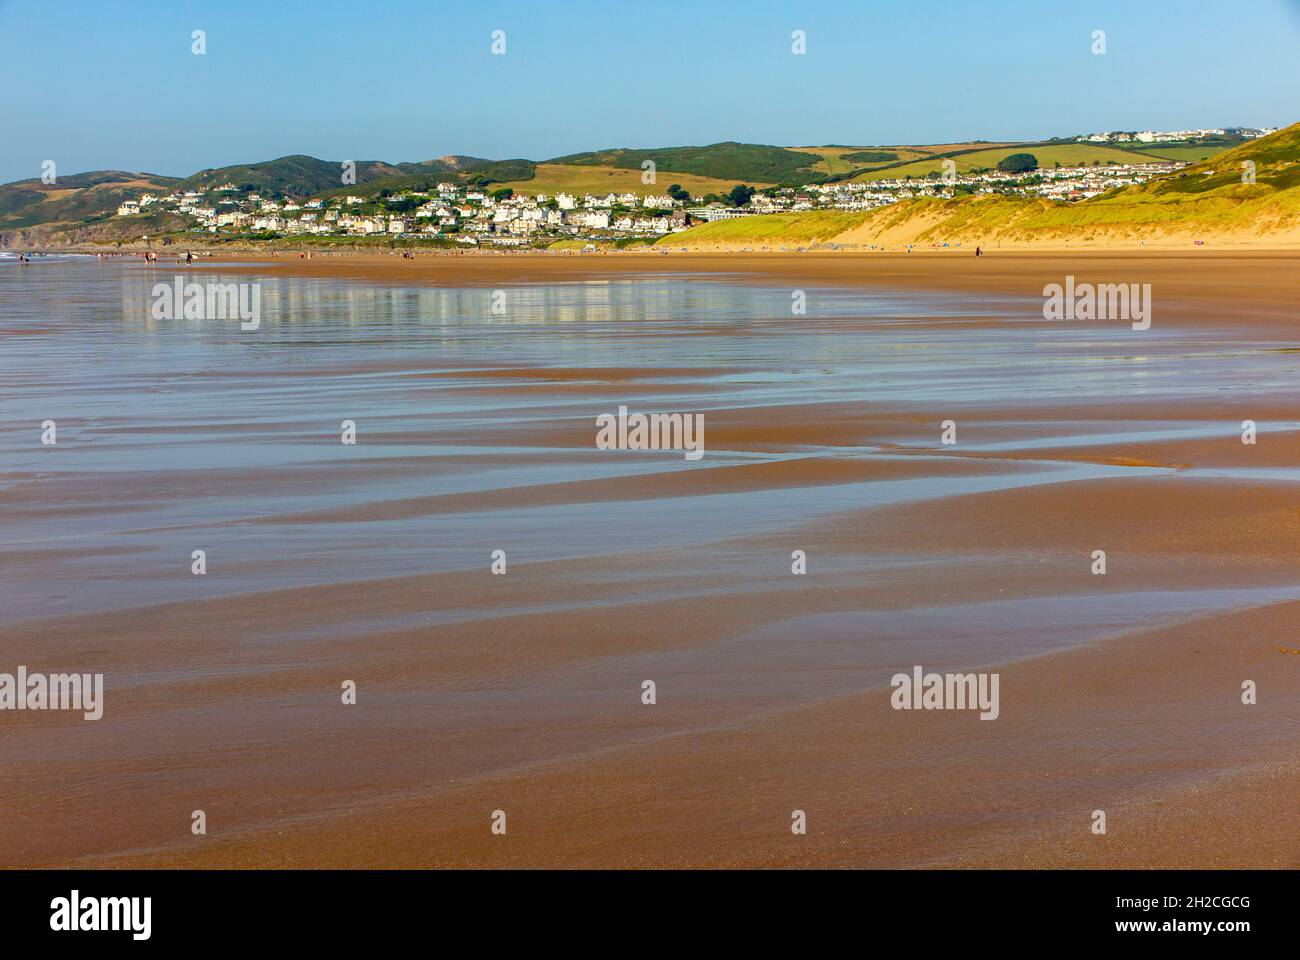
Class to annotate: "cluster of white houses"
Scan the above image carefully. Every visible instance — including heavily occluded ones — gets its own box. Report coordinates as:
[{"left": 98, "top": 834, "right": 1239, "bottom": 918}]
[
  {"left": 773, "top": 159, "right": 1185, "bottom": 208},
  {"left": 114, "top": 153, "right": 1197, "bottom": 242},
  {"left": 1075, "top": 126, "right": 1276, "bottom": 144},
  {"left": 118, "top": 181, "right": 696, "bottom": 243}
]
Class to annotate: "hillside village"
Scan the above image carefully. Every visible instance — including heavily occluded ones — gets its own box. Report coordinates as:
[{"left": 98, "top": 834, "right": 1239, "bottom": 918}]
[
  {"left": 117, "top": 181, "right": 689, "bottom": 245},
  {"left": 111, "top": 155, "right": 1193, "bottom": 246}
]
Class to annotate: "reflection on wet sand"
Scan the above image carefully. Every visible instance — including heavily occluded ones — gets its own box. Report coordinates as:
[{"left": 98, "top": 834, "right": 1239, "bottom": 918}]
[{"left": 2, "top": 255, "right": 1299, "bottom": 868}]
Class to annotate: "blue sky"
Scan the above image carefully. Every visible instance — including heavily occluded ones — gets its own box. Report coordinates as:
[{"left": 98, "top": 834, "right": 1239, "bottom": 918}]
[{"left": 1, "top": 0, "right": 1297, "bottom": 183}]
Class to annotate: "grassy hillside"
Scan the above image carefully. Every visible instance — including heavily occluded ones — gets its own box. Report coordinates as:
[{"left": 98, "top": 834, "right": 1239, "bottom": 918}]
[
  {"left": 850, "top": 143, "right": 1164, "bottom": 180},
  {"left": 1122, "top": 143, "right": 1233, "bottom": 163},
  {"left": 0, "top": 171, "right": 179, "bottom": 231},
  {"left": 177, "top": 155, "right": 456, "bottom": 198},
  {"left": 499, "top": 163, "right": 756, "bottom": 198},
  {"left": 314, "top": 159, "right": 536, "bottom": 200},
  {"left": 786, "top": 147, "right": 867, "bottom": 176},
  {"left": 1142, "top": 126, "right": 1300, "bottom": 193},
  {"left": 548, "top": 142, "right": 824, "bottom": 185},
  {"left": 664, "top": 123, "right": 1300, "bottom": 249}
]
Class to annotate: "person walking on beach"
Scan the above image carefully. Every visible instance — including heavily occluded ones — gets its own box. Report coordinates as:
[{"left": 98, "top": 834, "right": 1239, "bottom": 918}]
[
  {"left": 975, "top": 246, "right": 983, "bottom": 257},
  {"left": 185, "top": 250, "right": 193, "bottom": 265}
]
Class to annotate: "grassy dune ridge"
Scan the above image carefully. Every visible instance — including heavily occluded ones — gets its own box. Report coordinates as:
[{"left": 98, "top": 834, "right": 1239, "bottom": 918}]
[{"left": 656, "top": 210, "right": 871, "bottom": 247}]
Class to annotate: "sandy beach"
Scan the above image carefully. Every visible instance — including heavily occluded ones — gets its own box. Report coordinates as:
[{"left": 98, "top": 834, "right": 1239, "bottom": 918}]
[{"left": 2, "top": 250, "right": 1298, "bottom": 868}]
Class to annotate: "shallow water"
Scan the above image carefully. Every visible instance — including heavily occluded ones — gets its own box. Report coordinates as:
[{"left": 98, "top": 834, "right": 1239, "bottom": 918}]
[{"left": 2, "top": 259, "right": 1297, "bottom": 625}]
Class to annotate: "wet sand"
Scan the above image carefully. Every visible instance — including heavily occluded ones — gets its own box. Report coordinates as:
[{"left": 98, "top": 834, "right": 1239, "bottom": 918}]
[
  {"left": 2, "top": 251, "right": 1299, "bottom": 867},
  {"left": 191, "top": 247, "right": 1298, "bottom": 302}
]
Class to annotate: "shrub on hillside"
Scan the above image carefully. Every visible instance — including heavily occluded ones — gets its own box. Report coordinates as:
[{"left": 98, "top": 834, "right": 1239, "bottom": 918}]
[{"left": 997, "top": 153, "right": 1039, "bottom": 173}]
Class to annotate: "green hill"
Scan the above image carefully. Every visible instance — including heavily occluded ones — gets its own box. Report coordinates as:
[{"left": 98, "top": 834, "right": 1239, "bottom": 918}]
[
  {"left": 0, "top": 170, "right": 180, "bottom": 232},
  {"left": 846, "top": 142, "right": 1167, "bottom": 181},
  {"left": 176, "top": 154, "right": 536, "bottom": 200},
  {"left": 315, "top": 158, "right": 537, "bottom": 201},
  {"left": 175, "top": 155, "right": 450, "bottom": 198},
  {"left": 547, "top": 142, "right": 825, "bottom": 185}
]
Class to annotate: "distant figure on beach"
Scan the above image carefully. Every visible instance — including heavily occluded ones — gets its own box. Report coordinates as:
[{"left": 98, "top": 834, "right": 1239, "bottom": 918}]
[
  {"left": 185, "top": 250, "right": 193, "bottom": 264},
  {"left": 975, "top": 246, "right": 983, "bottom": 257}
]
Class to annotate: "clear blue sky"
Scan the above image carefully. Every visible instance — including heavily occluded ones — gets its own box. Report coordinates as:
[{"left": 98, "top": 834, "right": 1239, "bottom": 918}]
[{"left": 1, "top": 0, "right": 1297, "bottom": 183}]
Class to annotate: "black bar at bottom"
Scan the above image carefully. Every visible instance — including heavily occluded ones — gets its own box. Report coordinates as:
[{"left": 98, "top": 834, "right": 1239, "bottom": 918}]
[{"left": 1, "top": 869, "right": 1281, "bottom": 946}]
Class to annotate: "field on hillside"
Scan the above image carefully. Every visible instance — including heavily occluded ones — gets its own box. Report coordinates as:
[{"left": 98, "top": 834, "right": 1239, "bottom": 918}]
[
  {"left": 789, "top": 146, "right": 924, "bottom": 175},
  {"left": 901, "top": 141, "right": 1020, "bottom": 153},
  {"left": 500, "top": 163, "right": 758, "bottom": 198},
  {"left": 546, "top": 143, "right": 822, "bottom": 184},
  {"left": 791, "top": 143, "right": 1023, "bottom": 177},
  {"left": 1132, "top": 143, "right": 1234, "bottom": 163},
  {"left": 788, "top": 147, "right": 871, "bottom": 175},
  {"left": 852, "top": 143, "right": 1164, "bottom": 180}
]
